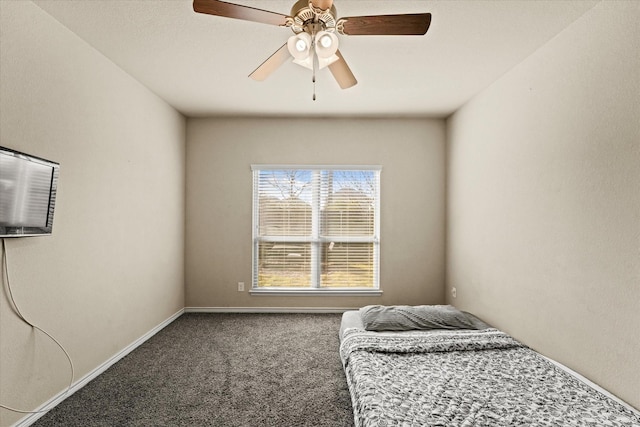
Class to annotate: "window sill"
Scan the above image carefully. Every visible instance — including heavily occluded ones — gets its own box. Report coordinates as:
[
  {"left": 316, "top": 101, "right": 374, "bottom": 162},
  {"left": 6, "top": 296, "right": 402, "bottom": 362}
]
[{"left": 250, "top": 288, "right": 383, "bottom": 297}]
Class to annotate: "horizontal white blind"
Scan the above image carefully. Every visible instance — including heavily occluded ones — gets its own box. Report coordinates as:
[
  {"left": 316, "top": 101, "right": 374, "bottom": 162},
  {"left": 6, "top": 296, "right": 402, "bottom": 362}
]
[{"left": 253, "top": 168, "right": 380, "bottom": 289}]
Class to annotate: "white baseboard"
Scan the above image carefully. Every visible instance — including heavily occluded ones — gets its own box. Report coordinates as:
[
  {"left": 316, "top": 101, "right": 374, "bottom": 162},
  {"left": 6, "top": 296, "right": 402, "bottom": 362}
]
[
  {"left": 13, "top": 309, "right": 184, "bottom": 427},
  {"left": 184, "top": 306, "right": 355, "bottom": 314}
]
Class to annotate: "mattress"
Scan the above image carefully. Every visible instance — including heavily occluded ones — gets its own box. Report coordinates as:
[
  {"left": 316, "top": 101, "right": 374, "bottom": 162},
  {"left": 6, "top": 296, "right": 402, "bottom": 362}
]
[{"left": 340, "top": 309, "right": 640, "bottom": 427}]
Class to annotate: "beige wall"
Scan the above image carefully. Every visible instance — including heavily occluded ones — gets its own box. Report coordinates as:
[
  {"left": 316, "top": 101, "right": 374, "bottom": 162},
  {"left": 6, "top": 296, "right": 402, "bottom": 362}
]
[
  {"left": 0, "top": 2, "right": 185, "bottom": 425},
  {"left": 3, "top": 0, "right": 636, "bottom": 422},
  {"left": 446, "top": 2, "right": 639, "bottom": 409},
  {"left": 186, "top": 117, "right": 446, "bottom": 309}
]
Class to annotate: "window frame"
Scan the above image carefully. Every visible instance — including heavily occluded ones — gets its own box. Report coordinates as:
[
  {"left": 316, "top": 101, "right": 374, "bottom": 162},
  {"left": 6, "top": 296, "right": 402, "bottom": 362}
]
[{"left": 250, "top": 165, "right": 382, "bottom": 296}]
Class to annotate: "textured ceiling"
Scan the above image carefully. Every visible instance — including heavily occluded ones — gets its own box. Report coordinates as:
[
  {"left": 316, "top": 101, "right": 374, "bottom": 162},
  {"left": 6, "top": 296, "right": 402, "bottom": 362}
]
[{"left": 33, "top": 0, "right": 598, "bottom": 117}]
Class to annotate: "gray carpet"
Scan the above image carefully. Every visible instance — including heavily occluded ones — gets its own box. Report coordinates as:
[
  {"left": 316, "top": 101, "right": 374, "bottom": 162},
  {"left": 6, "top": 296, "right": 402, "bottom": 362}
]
[{"left": 34, "top": 313, "right": 354, "bottom": 426}]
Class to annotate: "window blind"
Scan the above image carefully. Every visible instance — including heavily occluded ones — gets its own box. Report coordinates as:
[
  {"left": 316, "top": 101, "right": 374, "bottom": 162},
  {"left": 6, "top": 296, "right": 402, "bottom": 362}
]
[{"left": 252, "top": 167, "right": 380, "bottom": 290}]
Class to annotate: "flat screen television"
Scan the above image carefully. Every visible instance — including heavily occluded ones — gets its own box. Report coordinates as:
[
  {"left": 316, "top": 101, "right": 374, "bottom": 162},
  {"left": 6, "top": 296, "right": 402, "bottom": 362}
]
[{"left": 0, "top": 146, "right": 60, "bottom": 237}]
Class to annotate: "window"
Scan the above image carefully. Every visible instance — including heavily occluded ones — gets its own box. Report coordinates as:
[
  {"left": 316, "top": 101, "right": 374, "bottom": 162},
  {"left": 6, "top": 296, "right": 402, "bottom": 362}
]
[{"left": 252, "top": 166, "right": 381, "bottom": 293}]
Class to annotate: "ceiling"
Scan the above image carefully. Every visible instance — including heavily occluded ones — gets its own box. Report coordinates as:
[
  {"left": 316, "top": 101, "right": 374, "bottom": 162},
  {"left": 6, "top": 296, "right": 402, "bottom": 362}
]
[{"left": 33, "top": 0, "right": 598, "bottom": 118}]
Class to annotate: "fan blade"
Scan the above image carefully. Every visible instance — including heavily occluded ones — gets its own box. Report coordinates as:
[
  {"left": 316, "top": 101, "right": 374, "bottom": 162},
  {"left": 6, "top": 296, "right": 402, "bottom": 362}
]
[
  {"left": 249, "top": 44, "right": 291, "bottom": 81},
  {"left": 310, "top": 0, "right": 333, "bottom": 11},
  {"left": 328, "top": 50, "right": 357, "bottom": 89},
  {"left": 193, "top": 0, "right": 290, "bottom": 27},
  {"left": 337, "top": 13, "right": 431, "bottom": 36}
]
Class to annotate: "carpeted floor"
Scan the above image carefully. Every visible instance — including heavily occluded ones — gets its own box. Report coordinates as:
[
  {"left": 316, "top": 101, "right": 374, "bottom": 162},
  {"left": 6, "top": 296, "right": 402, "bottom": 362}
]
[{"left": 34, "top": 313, "right": 354, "bottom": 426}]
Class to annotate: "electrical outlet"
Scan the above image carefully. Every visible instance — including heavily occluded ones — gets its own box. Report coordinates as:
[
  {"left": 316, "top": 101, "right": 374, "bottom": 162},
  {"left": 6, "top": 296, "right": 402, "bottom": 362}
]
[
  {"left": 451, "top": 287, "right": 457, "bottom": 298},
  {"left": 237, "top": 282, "right": 245, "bottom": 292}
]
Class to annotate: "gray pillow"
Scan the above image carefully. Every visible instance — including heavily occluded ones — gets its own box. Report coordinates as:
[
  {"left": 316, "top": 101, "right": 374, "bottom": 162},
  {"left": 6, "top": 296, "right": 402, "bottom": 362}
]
[
  {"left": 359, "top": 304, "right": 480, "bottom": 331},
  {"left": 461, "top": 311, "right": 492, "bottom": 330}
]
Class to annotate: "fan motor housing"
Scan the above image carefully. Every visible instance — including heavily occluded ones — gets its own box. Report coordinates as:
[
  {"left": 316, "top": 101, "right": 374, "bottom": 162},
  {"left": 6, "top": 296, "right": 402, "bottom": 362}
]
[{"left": 290, "top": 0, "right": 337, "bottom": 33}]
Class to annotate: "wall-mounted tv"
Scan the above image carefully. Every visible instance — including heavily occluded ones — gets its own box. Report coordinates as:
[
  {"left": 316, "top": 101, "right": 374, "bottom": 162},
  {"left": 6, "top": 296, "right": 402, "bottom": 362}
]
[{"left": 0, "top": 146, "right": 60, "bottom": 237}]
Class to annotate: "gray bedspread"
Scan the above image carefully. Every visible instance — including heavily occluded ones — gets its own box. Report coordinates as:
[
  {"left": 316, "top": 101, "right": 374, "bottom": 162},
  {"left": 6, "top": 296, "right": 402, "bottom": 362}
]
[{"left": 340, "top": 328, "right": 640, "bottom": 427}]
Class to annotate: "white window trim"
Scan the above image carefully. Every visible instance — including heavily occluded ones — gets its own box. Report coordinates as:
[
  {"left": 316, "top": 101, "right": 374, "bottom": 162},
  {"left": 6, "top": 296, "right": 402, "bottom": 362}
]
[
  {"left": 251, "top": 165, "right": 382, "bottom": 295},
  {"left": 249, "top": 288, "right": 383, "bottom": 296},
  {"left": 251, "top": 164, "right": 382, "bottom": 171}
]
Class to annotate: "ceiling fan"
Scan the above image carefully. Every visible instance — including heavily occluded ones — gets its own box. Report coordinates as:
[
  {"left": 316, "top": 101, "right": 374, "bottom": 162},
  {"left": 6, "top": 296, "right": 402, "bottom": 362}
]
[{"left": 193, "top": 0, "right": 431, "bottom": 95}]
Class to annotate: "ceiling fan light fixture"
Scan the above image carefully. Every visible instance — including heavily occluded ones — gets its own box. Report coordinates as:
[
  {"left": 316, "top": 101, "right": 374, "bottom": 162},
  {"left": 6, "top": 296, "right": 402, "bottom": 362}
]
[
  {"left": 315, "top": 31, "right": 338, "bottom": 57},
  {"left": 287, "top": 33, "right": 312, "bottom": 60},
  {"left": 317, "top": 54, "right": 339, "bottom": 70},
  {"left": 319, "top": 34, "right": 333, "bottom": 48},
  {"left": 314, "top": 31, "right": 339, "bottom": 69},
  {"left": 293, "top": 55, "right": 315, "bottom": 70}
]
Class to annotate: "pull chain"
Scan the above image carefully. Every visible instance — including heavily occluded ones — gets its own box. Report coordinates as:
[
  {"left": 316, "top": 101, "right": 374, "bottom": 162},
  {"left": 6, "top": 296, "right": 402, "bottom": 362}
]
[
  {"left": 313, "top": 64, "right": 317, "bottom": 101},
  {"left": 312, "top": 26, "right": 317, "bottom": 101},
  {"left": 310, "top": 0, "right": 318, "bottom": 101}
]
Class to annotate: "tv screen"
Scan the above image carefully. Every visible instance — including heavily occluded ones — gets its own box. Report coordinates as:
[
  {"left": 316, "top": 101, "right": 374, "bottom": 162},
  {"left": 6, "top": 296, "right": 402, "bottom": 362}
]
[{"left": 0, "top": 146, "right": 60, "bottom": 237}]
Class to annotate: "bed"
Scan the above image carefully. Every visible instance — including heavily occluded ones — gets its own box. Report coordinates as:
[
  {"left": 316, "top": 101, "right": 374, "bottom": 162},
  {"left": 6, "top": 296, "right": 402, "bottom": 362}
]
[{"left": 339, "top": 305, "right": 640, "bottom": 427}]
